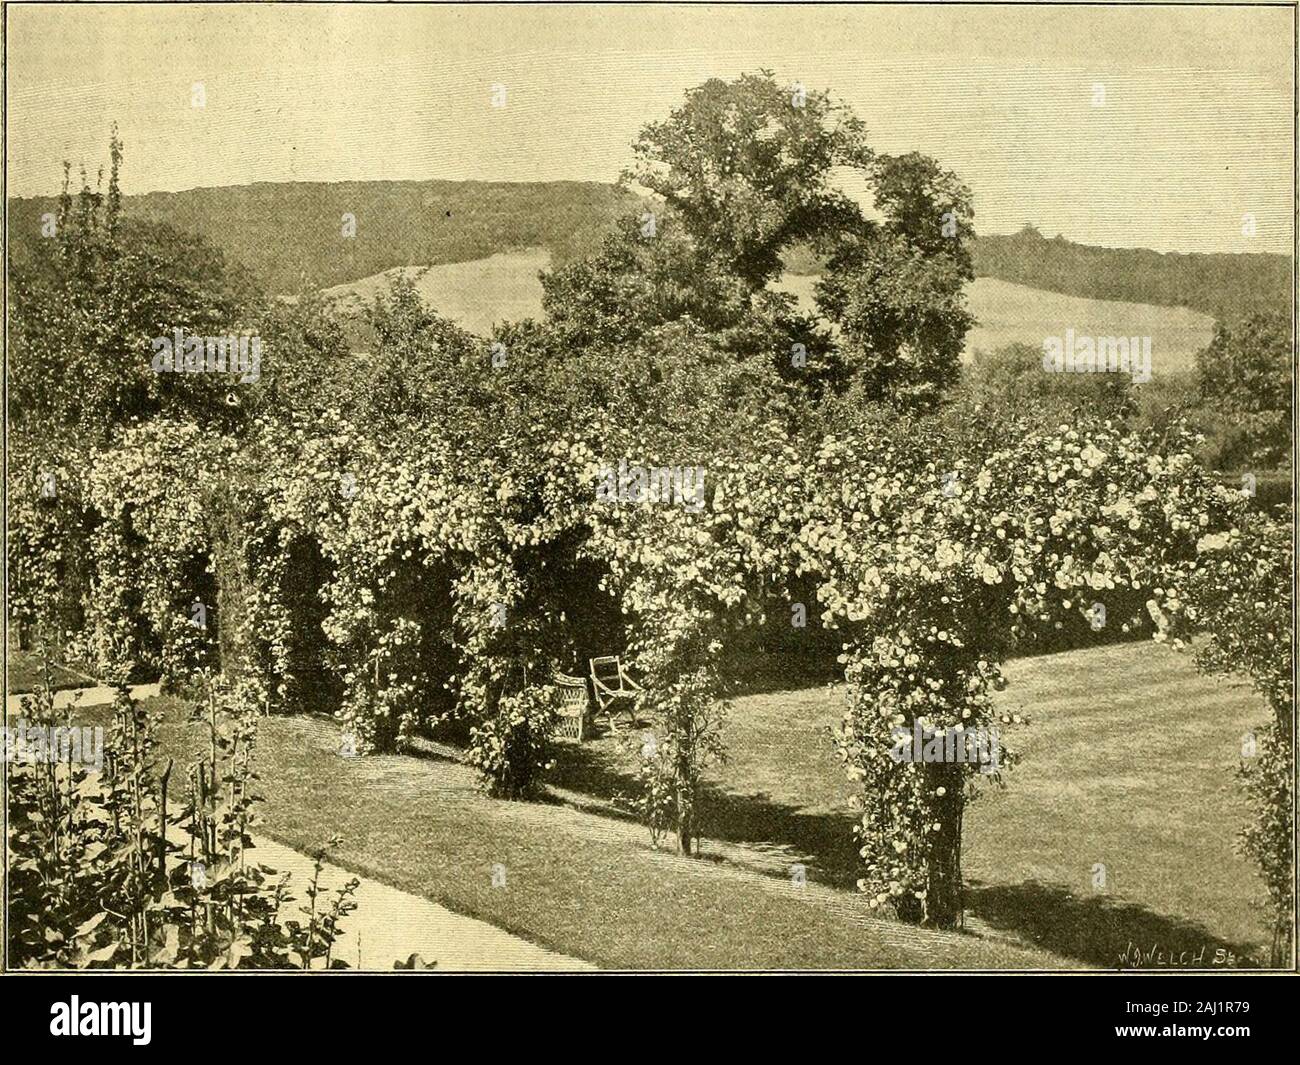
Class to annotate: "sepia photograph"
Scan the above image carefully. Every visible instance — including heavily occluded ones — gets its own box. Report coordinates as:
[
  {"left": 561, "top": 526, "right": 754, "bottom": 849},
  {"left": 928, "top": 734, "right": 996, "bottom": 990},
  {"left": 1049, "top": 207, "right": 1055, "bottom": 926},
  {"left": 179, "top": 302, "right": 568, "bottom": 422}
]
[{"left": 2, "top": 0, "right": 1296, "bottom": 1010}]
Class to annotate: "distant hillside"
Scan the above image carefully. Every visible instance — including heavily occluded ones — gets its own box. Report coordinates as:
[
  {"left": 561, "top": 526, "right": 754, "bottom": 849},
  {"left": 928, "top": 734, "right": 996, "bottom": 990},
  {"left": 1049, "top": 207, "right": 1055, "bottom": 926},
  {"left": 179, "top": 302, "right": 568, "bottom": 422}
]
[
  {"left": 971, "top": 227, "right": 1291, "bottom": 322},
  {"left": 786, "top": 228, "right": 1291, "bottom": 323},
  {"left": 10, "top": 180, "right": 1286, "bottom": 321},
  {"left": 7, "top": 180, "right": 637, "bottom": 295}
]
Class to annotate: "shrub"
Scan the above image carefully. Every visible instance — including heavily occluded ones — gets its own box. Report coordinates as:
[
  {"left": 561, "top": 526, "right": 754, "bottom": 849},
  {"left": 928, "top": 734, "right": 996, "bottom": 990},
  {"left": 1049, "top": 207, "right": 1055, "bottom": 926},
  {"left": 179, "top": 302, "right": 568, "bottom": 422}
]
[
  {"left": 1170, "top": 515, "right": 1293, "bottom": 964},
  {"left": 466, "top": 682, "right": 562, "bottom": 800}
]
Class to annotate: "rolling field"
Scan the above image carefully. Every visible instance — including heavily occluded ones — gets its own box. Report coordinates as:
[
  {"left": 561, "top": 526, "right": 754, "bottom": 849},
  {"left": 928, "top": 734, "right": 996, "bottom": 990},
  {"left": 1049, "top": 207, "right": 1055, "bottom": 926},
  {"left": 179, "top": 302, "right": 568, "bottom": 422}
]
[
  {"left": 962, "top": 277, "right": 1215, "bottom": 372},
  {"left": 774, "top": 274, "right": 1217, "bottom": 374},
  {"left": 324, "top": 250, "right": 1218, "bottom": 378},
  {"left": 320, "top": 248, "right": 552, "bottom": 337}
]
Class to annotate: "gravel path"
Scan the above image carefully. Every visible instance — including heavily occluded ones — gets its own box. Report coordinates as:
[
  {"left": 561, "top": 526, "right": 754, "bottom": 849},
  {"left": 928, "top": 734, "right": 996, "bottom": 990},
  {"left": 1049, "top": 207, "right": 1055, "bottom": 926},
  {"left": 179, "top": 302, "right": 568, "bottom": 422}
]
[{"left": 6, "top": 682, "right": 162, "bottom": 715}]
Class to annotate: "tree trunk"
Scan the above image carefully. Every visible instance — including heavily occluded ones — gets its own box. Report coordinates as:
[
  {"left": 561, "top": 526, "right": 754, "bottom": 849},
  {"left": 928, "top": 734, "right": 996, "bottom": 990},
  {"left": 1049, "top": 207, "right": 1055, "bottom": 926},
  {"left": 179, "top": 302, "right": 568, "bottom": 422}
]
[{"left": 924, "top": 764, "right": 965, "bottom": 928}]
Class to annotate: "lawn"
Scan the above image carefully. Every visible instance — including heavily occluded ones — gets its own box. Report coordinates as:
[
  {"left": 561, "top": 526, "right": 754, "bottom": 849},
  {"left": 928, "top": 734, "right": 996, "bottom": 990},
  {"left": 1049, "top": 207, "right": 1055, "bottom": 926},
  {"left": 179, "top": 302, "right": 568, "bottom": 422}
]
[
  {"left": 76, "top": 640, "right": 1270, "bottom": 969},
  {"left": 962, "top": 642, "right": 1270, "bottom": 967},
  {"left": 5, "top": 649, "right": 95, "bottom": 695},
  {"left": 90, "top": 700, "right": 1064, "bottom": 970},
  {"left": 697, "top": 641, "right": 1271, "bottom": 967}
]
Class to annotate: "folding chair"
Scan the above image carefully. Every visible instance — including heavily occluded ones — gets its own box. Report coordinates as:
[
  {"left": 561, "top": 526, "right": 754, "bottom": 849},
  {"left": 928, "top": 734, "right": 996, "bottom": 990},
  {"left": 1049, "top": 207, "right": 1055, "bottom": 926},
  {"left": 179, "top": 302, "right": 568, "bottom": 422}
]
[{"left": 589, "top": 655, "right": 643, "bottom": 731}]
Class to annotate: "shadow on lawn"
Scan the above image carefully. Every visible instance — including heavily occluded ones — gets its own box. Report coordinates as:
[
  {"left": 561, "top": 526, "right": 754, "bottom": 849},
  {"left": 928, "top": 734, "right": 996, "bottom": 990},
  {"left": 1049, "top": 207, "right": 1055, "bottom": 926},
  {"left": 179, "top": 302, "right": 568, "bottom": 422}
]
[
  {"left": 544, "top": 737, "right": 644, "bottom": 821},
  {"left": 548, "top": 736, "right": 862, "bottom": 885},
  {"left": 965, "top": 879, "right": 1263, "bottom": 969},
  {"left": 719, "top": 651, "right": 841, "bottom": 698},
  {"left": 695, "top": 784, "right": 861, "bottom": 886},
  {"left": 550, "top": 739, "right": 1265, "bottom": 968}
]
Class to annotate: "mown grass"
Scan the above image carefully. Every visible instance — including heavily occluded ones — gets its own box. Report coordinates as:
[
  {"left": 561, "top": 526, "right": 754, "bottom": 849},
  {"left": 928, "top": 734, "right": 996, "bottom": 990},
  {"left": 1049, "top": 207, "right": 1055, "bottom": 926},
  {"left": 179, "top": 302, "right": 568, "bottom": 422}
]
[
  {"left": 963, "top": 642, "right": 1270, "bottom": 967},
  {"left": 5, "top": 649, "right": 93, "bottom": 695},
  {"left": 94, "top": 700, "right": 1062, "bottom": 970},
  {"left": 551, "top": 640, "right": 1272, "bottom": 966},
  {"left": 73, "top": 640, "right": 1268, "bottom": 969}
]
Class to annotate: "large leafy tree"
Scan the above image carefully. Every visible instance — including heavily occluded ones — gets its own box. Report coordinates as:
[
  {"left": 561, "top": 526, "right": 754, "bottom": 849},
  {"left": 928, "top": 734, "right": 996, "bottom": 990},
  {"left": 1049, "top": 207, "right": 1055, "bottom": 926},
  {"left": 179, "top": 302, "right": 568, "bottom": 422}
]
[
  {"left": 351, "top": 274, "right": 488, "bottom": 430},
  {"left": 541, "top": 209, "right": 836, "bottom": 407},
  {"left": 625, "top": 70, "right": 874, "bottom": 287},
  {"left": 1195, "top": 311, "right": 1292, "bottom": 470},
  {"left": 815, "top": 153, "right": 975, "bottom": 410},
  {"left": 551, "top": 72, "right": 974, "bottom": 411},
  {"left": 542, "top": 210, "right": 752, "bottom": 349},
  {"left": 253, "top": 293, "right": 353, "bottom": 416}
]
